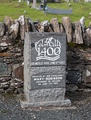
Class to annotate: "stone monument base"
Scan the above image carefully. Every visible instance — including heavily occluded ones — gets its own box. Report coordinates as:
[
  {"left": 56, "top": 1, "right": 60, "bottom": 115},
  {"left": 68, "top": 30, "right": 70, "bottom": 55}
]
[
  {"left": 20, "top": 99, "right": 71, "bottom": 110},
  {"left": 20, "top": 88, "right": 71, "bottom": 109}
]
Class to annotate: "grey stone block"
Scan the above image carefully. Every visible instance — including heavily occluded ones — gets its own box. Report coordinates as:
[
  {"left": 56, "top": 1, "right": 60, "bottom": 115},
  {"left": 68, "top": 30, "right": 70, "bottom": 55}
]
[{"left": 22, "top": 32, "right": 71, "bottom": 109}]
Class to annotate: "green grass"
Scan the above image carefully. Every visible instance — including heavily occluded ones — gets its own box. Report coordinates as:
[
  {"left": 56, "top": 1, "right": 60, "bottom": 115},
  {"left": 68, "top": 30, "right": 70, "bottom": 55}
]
[{"left": 0, "top": 1, "right": 91, "bottom": 26}]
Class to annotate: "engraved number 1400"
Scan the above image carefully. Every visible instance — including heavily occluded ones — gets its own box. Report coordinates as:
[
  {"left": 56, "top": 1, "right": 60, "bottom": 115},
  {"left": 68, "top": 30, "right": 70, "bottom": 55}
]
[{"left": 37, "top": 47, "right": 61, "bottom": 56}]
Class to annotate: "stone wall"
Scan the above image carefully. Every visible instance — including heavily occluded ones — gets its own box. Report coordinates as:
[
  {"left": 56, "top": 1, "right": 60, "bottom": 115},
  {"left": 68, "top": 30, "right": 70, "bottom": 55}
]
[{"left": 0, "top": 15, "right": 91, "bottom": 93}]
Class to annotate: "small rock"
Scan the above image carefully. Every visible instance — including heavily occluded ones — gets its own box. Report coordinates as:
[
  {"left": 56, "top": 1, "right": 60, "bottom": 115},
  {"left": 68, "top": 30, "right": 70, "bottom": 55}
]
[
  {"left": 9, "top": 22, "right": 19, "bottom": 39},
  {"left": 0, "top": 22, "right": 5, "bottom": 37},
  {"left": 62, "top": 17, "right": 72, "bottom": 43},
  {"left": 84, "top": 83, "right": 91, "bottom": 88},
  {"left": 5, "top": 87, "right": 15, "bottom": 93},
  {"left": 79, "top": 16, "right": 85, "bottom": 33},
  {"left": 74, "top": 21, "right": 83, "bottom": 44},
  {"left": 4, "top": 16, "right": 14, "bottom": 31},
  {"left": 66, "top": 84, "right": 78, "bottom": 92},
  {"left": 50, "top": 18, "right": 60, "bottom": 33}
]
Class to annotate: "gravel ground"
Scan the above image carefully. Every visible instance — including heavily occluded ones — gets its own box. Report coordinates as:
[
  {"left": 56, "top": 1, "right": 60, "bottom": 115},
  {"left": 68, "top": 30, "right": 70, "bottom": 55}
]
[{"left": 0, "top": 90, "right": 91, "bottom": 120}]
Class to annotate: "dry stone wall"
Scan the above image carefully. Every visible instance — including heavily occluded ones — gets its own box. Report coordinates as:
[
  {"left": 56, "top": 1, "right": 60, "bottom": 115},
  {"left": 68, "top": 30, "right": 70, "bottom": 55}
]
[{"left": 0, "top": 15, "right": 91, "bottom": 93}]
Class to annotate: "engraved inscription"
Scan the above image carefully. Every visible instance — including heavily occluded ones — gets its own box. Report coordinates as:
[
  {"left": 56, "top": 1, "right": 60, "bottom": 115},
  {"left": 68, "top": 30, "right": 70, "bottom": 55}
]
[
  {"left": 35, "top": 37, "right": 61, "bottom": 61},
  {"left": 31, "top": 34, "right": 66, "bottom": 66},
  {"left": 31, "top": 74, "right": 65, "bottom": 89}
]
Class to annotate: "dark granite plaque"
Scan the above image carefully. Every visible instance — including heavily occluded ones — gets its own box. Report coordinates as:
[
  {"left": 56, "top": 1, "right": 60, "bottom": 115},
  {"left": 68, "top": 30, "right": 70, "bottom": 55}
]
[
  {"left": 30, "top": 33, "right": 66, "bottom": 66},
  {"left": 31, "top": 73, "right": 65, "bottom": 89}
]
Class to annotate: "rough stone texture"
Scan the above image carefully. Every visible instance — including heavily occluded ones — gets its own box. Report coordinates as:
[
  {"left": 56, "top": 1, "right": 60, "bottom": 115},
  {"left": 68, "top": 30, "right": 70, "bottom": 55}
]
[
  {"left": 59, "top": 23, "right": 65, "bottom": 33},
  {"left": 9, "top": 21, "right": 19, "bottom": 39},
  {"left": 28, "top": 18, "right": 37, "bottom": 32},
  {"left": 21, "top": 99, "right": 71, "bottom": 109},
  {"left": 67, "top": 46, "right": 86, "bottom": 83},
  {"left": 0, "top": 23, "right": 5, "bottom": 37},
  {"left": 4, "top": 16, "right": 14, "bottom": 32},
  {"left": 50, "top": 18, "right": 60, "bottom": 33},
  {"left": 28, "top": 88, "right": 66, "bottom": 103},
  {"left": 79, "top": 16, "right": 85, "bottom": 33},
  {"left": 14, "top": 66, "right": 24, "bottom": 81},
  {"left": 0, "top": 77, "right": 23, "bottom": 94},
  {"left": 0, "top": 63, "right": 11, "bottom": 76},
  {"left": 18, "top": 15, "right": 26, "bottom": 40},
  {"left": 74, "top": 21, "right": 83, "bottom": 44},
  {"left": 83, "top": 28, "right": 91, "bottom": 46},
  {"left": 66, "top": 84, "right": 78, "bottom": 92},
  {"left": 85, "top": 65, "right": 91, "bottom": 83},
  {"left": 62, "top": 17, "right": 72, "bottom": 43}
]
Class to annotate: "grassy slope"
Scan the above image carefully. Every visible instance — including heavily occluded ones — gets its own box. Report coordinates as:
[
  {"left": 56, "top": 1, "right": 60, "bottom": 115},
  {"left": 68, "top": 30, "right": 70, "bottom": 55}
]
[{"left": 0, "top": 1, "right": 91, "bottom": 26}]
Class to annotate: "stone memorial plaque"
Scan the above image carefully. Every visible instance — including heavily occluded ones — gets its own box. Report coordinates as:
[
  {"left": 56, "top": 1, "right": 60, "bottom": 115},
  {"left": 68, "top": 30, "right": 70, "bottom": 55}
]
[
  {"left": 21, "top": 32, "right": 71, "bottom": 109},
  {"left": 31, "top": 73, "right": 65, "bottom": 89},
  {"left": 30, "top": 33, "right": 66, "bottom": 66}
]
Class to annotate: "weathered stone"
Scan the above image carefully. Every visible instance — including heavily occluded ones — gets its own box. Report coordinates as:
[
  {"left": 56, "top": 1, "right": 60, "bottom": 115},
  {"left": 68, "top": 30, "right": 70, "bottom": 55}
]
[
  {"left": 0, "top": 63, "right": 11, "bottom": 76},
  {"left": 17, "top": 88, "right": 24, "bottom": 93},
  {"left": 37, "top": 23, "right": 44, "bottom": 32},
  {"left": 0, "top": 89, "right": 5, "bottom": 93},
  {"left": 18, "top": 15, "right": 25, "bottom": 40},
  {"left": 83, "top": 32, "right": 91, "bottom": 46},
  {"left": 9, "top": 21, "right": 19, "bottom": 39},
  {"left": 10, "top": 82, "right": 22, "bottom": 88},
  {"left": 66, "top": 70, "right": 82, "bottom": 83},
  {"left": 36, "top": 21, "right": 53, "bottom": 32},
  {"left": 5, "top": 87, "right": 15, "bottom": 93},
  {"left": 79, "top": 16, "right": 85, "bottom": 33},
  {"left": 1, "top": 36, "right": 13, "bottom": 46},
  {"left": 86, "top": 28, "right": 91, "bottom": 37},
  {"left": 59, "top": 23, "right": 65, "bottom": 33},
  {"left": 0, "top": 77, "right": 11, "bottom": 83},
  {"left": 14, "top": 66, "right": 24, "bottom": 81},
  {"left": 67, "top": 47, "right": 86, "bottom": 82},
  {"left": 62, "top": 17, "right": 72, "bottom": 43},
  {"left": 4, "top": 16, "right": 13, "bottom": 31},
  {"left": 74, "top": 21, "right": 83, "bottom": 44},
  {"left": 83, "top": 28, "right": 91, "bottom": 46},
  {"left": 0, "top": 23, "right": 5, "bottom": 37},
  {"left": 0, "top": 42, "right": 8, "bottom": 51},
  {"left": 10, "top": 78, "right": 23, "bottom": 88},
  {"left": 41, "top": 20, "right": 52, "bottom": 32},
  {"left": 66, "top": 84, "right": 78, "bottom": 92},
  {"left": 0, "top": 82, "right": 10, "bottom": 89},
  {"left": 83, "top": 51, "right": 91, "bottom": 61},
  {"left": 50, "top": 18, "right": 60, "bottom": 33},
  {"left": 27, "top": 18, "right": 37, "bottom": 32},
  {"left": 85, "top": 65, "right": 91, "bottom": 83},
  {"left": 84, "top": 83, "right": 91, "bottom": 88}
]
